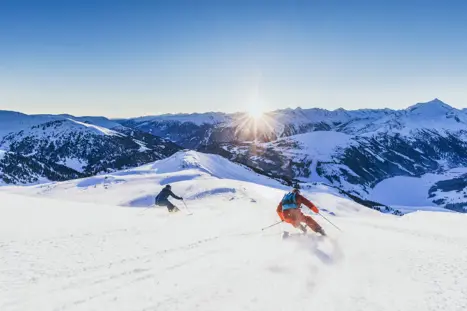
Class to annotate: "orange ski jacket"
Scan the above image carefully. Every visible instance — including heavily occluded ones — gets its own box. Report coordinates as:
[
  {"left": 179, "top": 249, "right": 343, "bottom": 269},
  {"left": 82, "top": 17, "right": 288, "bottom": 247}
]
[{"left": 276, "top": 193, "right": 319, "bottom": 221}]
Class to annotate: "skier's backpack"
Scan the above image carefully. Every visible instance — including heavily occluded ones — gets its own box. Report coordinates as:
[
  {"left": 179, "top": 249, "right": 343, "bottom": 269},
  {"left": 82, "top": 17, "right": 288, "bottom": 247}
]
[{"left": 281, "top": 192, "right": 298, "bottom": 211}]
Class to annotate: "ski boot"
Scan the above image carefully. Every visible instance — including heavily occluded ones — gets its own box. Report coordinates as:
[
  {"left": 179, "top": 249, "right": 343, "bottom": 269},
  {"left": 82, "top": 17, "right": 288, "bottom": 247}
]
[
  {"left": 298, "top": 224, "right": 307, "bottom": 234},
  {"left": 316, "top": 227, "right": 327, "bottom": 236}
]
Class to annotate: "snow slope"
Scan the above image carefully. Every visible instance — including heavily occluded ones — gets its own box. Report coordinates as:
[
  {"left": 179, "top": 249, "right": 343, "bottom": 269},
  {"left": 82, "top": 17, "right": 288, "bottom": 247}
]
[
  {"left": 263, "top": 131, "right": 355, "bottom": 162},
  {"left": 370, "top": 168, "right": 467, "bottom": 207},
  {"left": 57, "top": 115, "right": 124, "bottom": 130},
  {"left": 1, "top": 151, "right": 467, "bottom": 310},
  {"left": 2, "top": 150, "right": 286, "bottom": 206}
]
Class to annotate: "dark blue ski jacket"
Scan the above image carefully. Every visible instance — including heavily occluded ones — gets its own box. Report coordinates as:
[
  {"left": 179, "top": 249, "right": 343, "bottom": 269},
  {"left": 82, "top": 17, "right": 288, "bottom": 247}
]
[{"left": 155, "top": 186, "right": 182, "bottom": 204}]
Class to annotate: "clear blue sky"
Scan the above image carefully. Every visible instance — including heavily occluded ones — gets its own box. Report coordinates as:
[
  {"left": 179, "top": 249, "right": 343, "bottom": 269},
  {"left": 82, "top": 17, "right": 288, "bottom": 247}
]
[{"left": 1, "top": 0, "right": 467, "bottom": 117}]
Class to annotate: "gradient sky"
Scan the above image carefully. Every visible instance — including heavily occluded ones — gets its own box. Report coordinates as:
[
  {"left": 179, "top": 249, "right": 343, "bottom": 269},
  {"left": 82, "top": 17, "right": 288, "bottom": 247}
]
[{"left": 1, "top": 0, "right": 467, "bottom": 117}]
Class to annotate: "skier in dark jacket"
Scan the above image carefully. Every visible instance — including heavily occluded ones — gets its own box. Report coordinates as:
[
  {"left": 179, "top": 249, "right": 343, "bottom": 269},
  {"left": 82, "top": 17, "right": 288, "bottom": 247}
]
[{"left": 155, "top": 184, "right": 183, "bottom": 212}]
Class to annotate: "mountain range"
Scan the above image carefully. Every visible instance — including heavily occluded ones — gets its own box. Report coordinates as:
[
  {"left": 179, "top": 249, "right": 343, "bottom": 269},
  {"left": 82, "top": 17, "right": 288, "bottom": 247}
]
[
  {"left": 0, "top": 111, "right": 180, "bottom": 185},
  {"left": 1, "top": 98, "right": 467, "bottom": 212}
]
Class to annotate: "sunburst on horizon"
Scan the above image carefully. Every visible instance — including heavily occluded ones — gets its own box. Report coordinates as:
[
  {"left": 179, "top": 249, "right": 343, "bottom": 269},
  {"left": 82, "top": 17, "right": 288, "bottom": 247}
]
[
  {"left": 233, "top": 105, "right": 277, "bottom": 144},
  {"left": 247, "top": 105, "right": 266, "bottom": 120}
]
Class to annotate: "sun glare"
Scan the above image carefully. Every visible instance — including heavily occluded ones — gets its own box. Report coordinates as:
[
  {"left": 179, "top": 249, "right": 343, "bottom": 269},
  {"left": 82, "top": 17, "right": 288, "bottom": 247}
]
[
  {"left": 235, "top": 101, "right": 277, "bottom": 143},
  {"left": 248, "top": 106, "right": 265, "bottom": 119}
]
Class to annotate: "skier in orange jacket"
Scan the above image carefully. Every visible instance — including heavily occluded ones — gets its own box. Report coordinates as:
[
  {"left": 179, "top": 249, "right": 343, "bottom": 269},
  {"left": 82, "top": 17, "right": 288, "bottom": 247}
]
[{"left": 277, "top": 188, "right": 326, "bottom": 236}]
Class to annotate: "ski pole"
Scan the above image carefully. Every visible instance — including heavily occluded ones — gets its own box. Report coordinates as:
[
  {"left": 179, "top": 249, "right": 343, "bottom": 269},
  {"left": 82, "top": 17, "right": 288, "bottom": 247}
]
[
  {"left": 261, "top": 220, "right": 283, "bottom": 231},
  {"left": 182, "top": 200, "right": 193, "bottom": 215},
  {"left": 318, "top": 212, "right": 342, "bottom": 231}
]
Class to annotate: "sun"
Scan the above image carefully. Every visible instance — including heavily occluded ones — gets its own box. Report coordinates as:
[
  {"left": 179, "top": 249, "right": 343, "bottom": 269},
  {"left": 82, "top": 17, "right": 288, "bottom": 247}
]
[
  {"left": 234, "top": 103, "right": 277, "bottom": 142},
  {"left": 247, "top": 105, "right": 265, "bottom": 119}
]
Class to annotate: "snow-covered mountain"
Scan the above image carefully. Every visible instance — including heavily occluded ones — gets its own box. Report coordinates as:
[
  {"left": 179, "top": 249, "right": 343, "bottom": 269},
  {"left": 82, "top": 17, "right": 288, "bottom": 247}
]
[
  {"left": 3, "top": 150, "right": 288, "bottom": 205},
  {"left": 116, "top": 112, "right": 233, "bottom": 149},
  {"left": 0, "top": 110, "right": 124, "bottom": 139},
  {"left": 0, "top": 150, "right": 81, "bottom": 185},
  {"left": 1, "top": 150, "right": 466, "bottom": 310},
  {"left": 118, "top": 99, "right": 467, "bottom": 212},
  {"left": 0, "top": 112, "right": 181, "bottom": 185}
]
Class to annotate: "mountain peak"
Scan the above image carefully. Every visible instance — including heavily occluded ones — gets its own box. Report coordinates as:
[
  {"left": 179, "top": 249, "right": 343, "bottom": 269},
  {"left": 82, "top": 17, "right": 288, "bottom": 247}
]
[
  {"left": 407, "top": 98, "right": 454, "bottom": 115},
  {"left": 415, "top": 98, "right": 450, "bottom": 107},
  {"left": 425, "top": 98, "right": 449, "bottom": 105}
]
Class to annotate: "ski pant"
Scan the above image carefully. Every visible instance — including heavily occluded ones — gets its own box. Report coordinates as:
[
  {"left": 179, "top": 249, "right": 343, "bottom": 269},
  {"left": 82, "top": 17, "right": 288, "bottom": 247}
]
[
  {"left": 156, "top": 199, "right": 177, "bottom": 212},
  {"left": 282, "top": 208, "right": 322, "bottom": 233}
]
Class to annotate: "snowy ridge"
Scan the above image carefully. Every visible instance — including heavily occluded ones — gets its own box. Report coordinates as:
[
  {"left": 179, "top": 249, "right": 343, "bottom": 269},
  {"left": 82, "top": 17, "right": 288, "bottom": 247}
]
[
  {"left": 406, "top": 98, "right": 456, "bottom": 116},
  {"left": 0, "top": 110, "right": 123, "bottom": 140},
  {"left": 271, "top": 98, "right": 467, "bottom": 135},
  {"left": 119, "top": 98, "right": 467, "bottom": 139},
  {"left": 361, "top": 99, "right": 467, "bottom": 136},
  {"left": 146, "top": 150, "right": 282, "bottom": 187},
  {"left": 1, "top": 119, "right": 124, "bottom": 146},
  {"left": 127, "top": 112, "right": 230, "bottom": 126},
  {"left": 64, "top": 119, "right": 124, "bottom": 136},
  {"left": 0, "top": 119, "right": 125, "bottom": 156},
  {"left": 3, "top": 98, "right": 465, "bottom": 141},
  {"left": 0, "top": 110, "right": 57, "bottom": 139},
  {"left": 3, "top": 150, "right": 288, "bottom": 206},
  {"left": 57, "top": 114, "right": 124, "bottom": 130}
]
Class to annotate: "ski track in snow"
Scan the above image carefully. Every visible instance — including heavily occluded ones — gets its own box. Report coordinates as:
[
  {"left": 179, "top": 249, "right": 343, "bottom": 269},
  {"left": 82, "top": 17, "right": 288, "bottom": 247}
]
[{"left": 2, "top": 199, "right": 466, "bottom": 311}]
